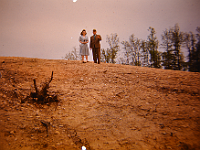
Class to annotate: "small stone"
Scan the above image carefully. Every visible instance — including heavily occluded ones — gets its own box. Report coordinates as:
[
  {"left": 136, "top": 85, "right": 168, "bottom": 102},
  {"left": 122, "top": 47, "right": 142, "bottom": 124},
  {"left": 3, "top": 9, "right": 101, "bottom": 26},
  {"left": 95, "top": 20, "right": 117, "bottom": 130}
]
[
  {"left": 167, "top": 146, "right": 172, "bottom": 149},
  {"left": 56, "top": 142, "right": 62, "bottom": 146},
  {"left": 55, "top": 131, "right": 60, "bottom": 135},
  {"left": 34, "top": 127, "right": 40, "bottom": 130},
  {"left": 130, "top": 127, "right": 137, "bottom": 130}
]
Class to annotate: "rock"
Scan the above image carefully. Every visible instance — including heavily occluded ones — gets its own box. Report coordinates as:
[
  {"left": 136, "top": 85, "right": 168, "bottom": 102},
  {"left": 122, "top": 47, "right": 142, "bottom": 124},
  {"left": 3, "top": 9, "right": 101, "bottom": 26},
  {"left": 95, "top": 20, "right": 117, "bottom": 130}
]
[
  {"left": 167, "top": 146, "right": 172, "bottom": 149},
  {"left": 159, "top": 124, "right": 165, "bottom": 129},
  {"left": 56, "top": 142, "right": 61, "bottom": 146},
  {"left": 55, "top": 131, "right": 60, "bottom": 135},
  {"left": 59, "top": 125, "right": 63, "bottom": 128},
  {"left": 28, "top": 116, "right": 33, "bottom": 118},
  {"left": 130, "top": 127, "right": 137, "bottom": 130}
]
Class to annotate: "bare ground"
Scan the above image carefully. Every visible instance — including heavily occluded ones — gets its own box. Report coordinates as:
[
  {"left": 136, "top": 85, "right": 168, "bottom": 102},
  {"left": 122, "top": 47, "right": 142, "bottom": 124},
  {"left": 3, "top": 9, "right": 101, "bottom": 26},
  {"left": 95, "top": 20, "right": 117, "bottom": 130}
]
[{"left": 0, "top": 57, "right": 200, "bottom": 150}]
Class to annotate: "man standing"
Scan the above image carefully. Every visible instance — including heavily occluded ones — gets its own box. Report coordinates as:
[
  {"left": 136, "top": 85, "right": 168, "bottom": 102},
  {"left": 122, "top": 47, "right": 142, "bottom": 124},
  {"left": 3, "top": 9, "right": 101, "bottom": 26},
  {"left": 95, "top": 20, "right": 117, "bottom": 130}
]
[{"left": 90, "top": 29, "right": 102, "bottom": 64}]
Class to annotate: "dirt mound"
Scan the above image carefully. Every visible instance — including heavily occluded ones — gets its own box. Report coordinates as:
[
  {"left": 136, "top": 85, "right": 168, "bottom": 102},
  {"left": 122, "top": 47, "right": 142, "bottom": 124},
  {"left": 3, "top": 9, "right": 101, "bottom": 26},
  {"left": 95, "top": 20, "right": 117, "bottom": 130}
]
[{"left": 0, "top": 57, "right": 200, "bottom": 150}]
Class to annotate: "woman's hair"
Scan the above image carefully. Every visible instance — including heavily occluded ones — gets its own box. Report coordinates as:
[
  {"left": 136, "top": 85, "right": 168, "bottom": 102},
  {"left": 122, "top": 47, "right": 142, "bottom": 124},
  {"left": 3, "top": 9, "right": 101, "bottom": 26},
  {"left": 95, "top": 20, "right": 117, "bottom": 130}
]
[{"left": 80, "top": 29, "right": 87, "bottom": 35}]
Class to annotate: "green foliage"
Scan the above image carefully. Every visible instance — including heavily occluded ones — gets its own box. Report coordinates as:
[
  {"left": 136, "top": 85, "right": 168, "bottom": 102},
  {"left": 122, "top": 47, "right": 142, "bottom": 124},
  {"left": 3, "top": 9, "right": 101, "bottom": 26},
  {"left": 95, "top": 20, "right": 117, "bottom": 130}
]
[
  {"left": 140, "top": 40, "right": 150, "bottom": 67},
  {"left": 128, "top": 34, "right": 143, "bottom": 66},
  {"left": 161, "top": 24, "right": 188, "bottom": 71},
  {"left": 188, "top": 27, "right": 200, "bottom": 72},
  {"left": 170, "top": 24, "right": 185, "bottom": 70},
  {"left": 102, "top": 48, "right": 111, "bottom": 63},
  {"left": 147, "top": 27, "right": 161, "bottom": 68},
  {"left": 161, "top": 29, "right": 174, "bottom": 69},
  {"left": 64, "top": 24, "right": 199, "bottom": 72},
  {"left": 184, "top": 32, "right": 196, "bottom": 71},
  {"left": 121, "top": 41, "right": 131, "bottom": 65},
  {"left": 106, "top": 33, "right": 120, "bottom": 64},
  {"left": 161, "top": 51, "right": 174, "bottom": 69},
  {"left": 129, "top": 34, "right": 137, "bottom": 65}
]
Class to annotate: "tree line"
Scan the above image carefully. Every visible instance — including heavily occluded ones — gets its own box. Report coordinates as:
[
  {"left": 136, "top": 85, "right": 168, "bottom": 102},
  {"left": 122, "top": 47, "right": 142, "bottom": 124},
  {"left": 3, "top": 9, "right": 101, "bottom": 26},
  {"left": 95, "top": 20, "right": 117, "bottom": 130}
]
[{"left": 65, "top": 24, "right": 200, "bottom": 72}]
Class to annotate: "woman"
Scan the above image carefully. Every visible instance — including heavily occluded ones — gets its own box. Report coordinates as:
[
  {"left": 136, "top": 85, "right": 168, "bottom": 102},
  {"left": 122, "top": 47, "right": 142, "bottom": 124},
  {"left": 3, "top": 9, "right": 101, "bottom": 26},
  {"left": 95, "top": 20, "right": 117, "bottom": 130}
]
[{"left": 79, "top": 29, "right": 89, "bottom": 63}]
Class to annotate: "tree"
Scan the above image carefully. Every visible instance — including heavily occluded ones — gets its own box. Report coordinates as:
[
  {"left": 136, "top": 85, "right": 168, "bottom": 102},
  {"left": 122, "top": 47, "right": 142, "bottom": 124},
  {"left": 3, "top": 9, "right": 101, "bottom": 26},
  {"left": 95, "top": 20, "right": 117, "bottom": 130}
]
[
  {"left": 106, "top": 33, "right": 120, "bottom": 64},
  {"left": 161, "top": 29, "right": 174, "bottom": 69},
  {"left": 171, "top": 24, "right": 185, "bottom": 70},
  {"left": 184, "top": 32, "right": 196, "bottom": 71},
  {"left": 134, "top": 38, "right": 142, "bottom": 66},
  {"left": 122, "top": 35, "right": 148, "bottom": 66},
  {"left": 129, "top": 34, "right": 137, "bottom": 65},
  {"left": 128, "top": 34, "right": 143, "bottom": 66},
  {"left": 102, "top": 48, "right": 111, "bottom": 63},
  {"left": 140, "top": 40, "right": 150, "bottom": 67},
  {"left": 189, "top": 27, "right": 200, "bottom": 72},
  {"left": 64, "top": 47, "right": 80, "bottom": 60},
  {"left": 121, "top": 41, "right": 131, "bottom": 65},
  {"left": 100, "top": 49, "right": 106, "bottom": 63},
  {"left": 117, "top": 57, "right": 126, "bottom": 65},
  {"left": 147, "top": 27, "right": 161, "bottom": 68},
  {"left": 160, "top": 24, "right": 186, "bottom": 71},
  {"left": 195, "top": 27, "right": 200, "bottom": 72}
]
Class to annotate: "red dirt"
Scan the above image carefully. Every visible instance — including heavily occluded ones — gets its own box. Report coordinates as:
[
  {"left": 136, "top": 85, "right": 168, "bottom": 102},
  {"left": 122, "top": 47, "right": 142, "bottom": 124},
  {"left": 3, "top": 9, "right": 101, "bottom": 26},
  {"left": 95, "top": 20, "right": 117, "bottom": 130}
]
[{"left": 0, "top": 57, "right": 200, "bottom": 150}]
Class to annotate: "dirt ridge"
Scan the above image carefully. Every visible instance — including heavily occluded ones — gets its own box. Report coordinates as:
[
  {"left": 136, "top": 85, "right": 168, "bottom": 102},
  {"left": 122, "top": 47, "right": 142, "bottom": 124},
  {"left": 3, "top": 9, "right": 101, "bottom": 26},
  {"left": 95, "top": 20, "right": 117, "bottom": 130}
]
[{"left": 0, "top": 57, "right": 200, "bottom": 150}]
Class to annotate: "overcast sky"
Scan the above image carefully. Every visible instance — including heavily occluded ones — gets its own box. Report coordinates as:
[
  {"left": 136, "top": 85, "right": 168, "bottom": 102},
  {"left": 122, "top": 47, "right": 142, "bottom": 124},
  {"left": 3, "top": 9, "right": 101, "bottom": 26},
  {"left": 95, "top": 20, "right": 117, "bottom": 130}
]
[{"left": 0, "top": 0, "right": 200, "bottom": 60}]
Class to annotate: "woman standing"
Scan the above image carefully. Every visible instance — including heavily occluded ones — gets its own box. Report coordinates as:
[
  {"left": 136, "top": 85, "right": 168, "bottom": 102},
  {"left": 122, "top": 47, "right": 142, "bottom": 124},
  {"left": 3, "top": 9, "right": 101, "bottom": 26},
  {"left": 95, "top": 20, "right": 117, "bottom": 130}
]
[{"left": 79, "top": 29, "right": 89, "bottom": 63}]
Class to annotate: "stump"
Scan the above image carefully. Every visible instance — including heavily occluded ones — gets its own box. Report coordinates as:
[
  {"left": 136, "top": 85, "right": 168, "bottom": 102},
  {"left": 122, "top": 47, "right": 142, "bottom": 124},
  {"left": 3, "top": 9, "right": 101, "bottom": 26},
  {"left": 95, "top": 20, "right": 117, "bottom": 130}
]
[{"left": 22, "top": 71, "right": 58, "bottom": 104}]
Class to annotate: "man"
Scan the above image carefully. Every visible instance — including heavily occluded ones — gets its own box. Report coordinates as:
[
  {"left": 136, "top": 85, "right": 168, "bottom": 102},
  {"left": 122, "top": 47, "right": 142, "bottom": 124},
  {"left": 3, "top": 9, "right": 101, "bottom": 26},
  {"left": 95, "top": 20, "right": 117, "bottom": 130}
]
[{"left": 90, "top": 29, "right": 102, "bottom": 64}]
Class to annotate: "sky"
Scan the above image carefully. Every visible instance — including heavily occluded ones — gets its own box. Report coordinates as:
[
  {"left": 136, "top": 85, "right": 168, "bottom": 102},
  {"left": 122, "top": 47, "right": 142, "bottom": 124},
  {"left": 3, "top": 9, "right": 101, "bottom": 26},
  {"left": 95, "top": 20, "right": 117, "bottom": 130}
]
[{"left": 0, "top": 0, "right": 200, "bottom": 61}]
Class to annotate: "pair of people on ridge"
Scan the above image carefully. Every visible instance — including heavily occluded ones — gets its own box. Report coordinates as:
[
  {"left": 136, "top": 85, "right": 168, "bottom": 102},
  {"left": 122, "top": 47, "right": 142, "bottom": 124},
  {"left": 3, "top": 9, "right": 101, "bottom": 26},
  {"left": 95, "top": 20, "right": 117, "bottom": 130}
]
[{"left": 79, "top": 29, "right": 102, "bottom": 64}]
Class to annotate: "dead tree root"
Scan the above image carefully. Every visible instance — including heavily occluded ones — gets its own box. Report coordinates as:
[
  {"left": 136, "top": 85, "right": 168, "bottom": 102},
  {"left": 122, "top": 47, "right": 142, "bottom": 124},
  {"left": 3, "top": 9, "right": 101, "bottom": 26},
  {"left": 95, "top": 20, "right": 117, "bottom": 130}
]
[{"left": 22, "top": 71, "right": 59, "bottom": 104}]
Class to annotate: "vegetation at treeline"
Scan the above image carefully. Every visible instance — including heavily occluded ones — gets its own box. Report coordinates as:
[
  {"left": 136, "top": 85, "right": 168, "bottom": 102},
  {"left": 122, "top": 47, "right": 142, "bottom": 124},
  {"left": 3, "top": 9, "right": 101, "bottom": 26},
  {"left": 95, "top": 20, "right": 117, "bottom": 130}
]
[{"left": 65, "top": 24, "right": 200, "bottom": 72}]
